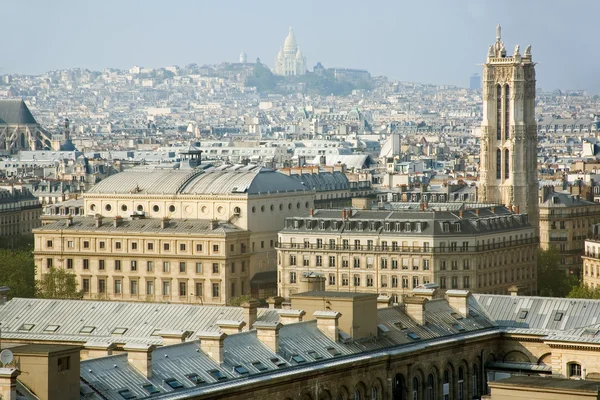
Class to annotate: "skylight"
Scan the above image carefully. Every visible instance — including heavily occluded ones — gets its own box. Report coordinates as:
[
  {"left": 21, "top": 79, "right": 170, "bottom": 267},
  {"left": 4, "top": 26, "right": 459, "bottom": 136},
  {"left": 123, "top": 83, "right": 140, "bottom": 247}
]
[
  {"left": 118, "top": 389, "right": 136, "bottom": 400},
  {"left": 518, "top": 310, "right": 528, "bottom": 319},
  {"left": 582, "top": 329, "right": 599, "bottom": 337},
  {"left": 150, "top": 329, "right": 162, "bottom": 336},
  {"left": 164, "top": 378, "right": 184, "bottom": 390},
  {"left": 142, "top": 384, "right": 159, "bottom": 394},
  {"left": 407, "top": 332, "right": 421, "bottom": 340},
  {"left": 79, "top": 326, "right": 95, "bottom": 334},
  {"left": 326, "top": 347, "right": 342, "bottom": 356},
  {"left": 234, "top": 366, "right": 249, "bottom": 375},
  {"left": 553, "top": 312, "right": 564, "bottom": 322},
  {"left": 18, "top": 323, "right": 34, "bottom": 331},
  {"left": 377, "top": 324, "right": 390, "bottom": 334},
  {"left": 270, "top": 358, "right": 286, "bottom": 368},
  {"left": 252, "top": 361, "right": 268, "bottom": 371},
  {"left": 112, "top": 327, "right": 128, "bottom": 335},
  {"left": 307, "top": 350, "right": 323, "bottom": 360},
  {"left": 186, "top": 373, "right": 206, "bottom": 385},
  {"left": 451, "top": 312, "right": 463, "bottom": 320},
  {"left": 291, "top": 355, "right": 306, "bottom": 363},
  {"left": 453, "top": 324, "right": 466, "bottom": 332},
  {"left": 209, "top": 369, "right": 228, "bottom": 381},
  {"left": 43, "top": 324, "right": 60, "bottom": 333}
]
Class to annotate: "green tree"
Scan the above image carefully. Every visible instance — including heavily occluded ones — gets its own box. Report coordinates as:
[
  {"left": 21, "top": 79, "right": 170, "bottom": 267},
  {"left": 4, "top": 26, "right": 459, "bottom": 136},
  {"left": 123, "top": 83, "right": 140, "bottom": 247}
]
[
  {"left": 227, "top": 294, "right": 254, "bottom": 306},
  {"left": 567, "top": 284, "right": 600, "bottom": 299},
  {"left": 537, "top": 248, "right": 578, "bottom": 297},
  {"left": 37, "top": 267, "right": 82, "bottom": 299},
  {"left": 0, "top": 248, "right": 36, "bottom": 298}
]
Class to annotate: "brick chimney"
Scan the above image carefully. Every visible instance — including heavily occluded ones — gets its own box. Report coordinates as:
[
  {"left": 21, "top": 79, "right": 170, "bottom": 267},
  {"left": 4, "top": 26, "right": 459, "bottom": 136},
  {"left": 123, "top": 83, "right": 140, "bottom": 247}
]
[
  {"left": 341, "top": 209, "right": 347, "bottom": 220},
  {"left": 404, "top": 296, "right": 427, "bottom": 325},
  {"left": 277, "top": 309, "right": 306, "bottom": 324},
  {"left": 446, "top": 290, "right": 470, "bottom": 317},
  {"left": 314, "top": 311, "right": 341, "bottom": 342},
  {"left": 198, "top": 333, "right": 227, "bottom": 364},
  {"left": 0, "top": 368, "right": 20, "bottom": 400},
  {"left": 216, "top": 320, "right": 246, "bottom": 335},
  {"left": 253, "top": 322, "right": 282, "bottom": 352},
  {"left": 309, "top": 208, "right": 314, "bottom": 217},
  {"left": 124, "top": 343, "right": 156, "bottom": 378},
  {"left": 242, "top": 299, "right": 260, "bottom": 330}
]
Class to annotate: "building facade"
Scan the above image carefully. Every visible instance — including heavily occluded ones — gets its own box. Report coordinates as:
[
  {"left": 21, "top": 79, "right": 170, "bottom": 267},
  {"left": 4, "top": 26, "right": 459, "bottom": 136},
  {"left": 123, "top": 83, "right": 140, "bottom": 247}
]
[
  {"left": 277, "top": 207, "right": 537, "bottom": 300},
  {"left": 478, "top": 25, "right": 539, "bottom": 234},
  {"left": 33, "top": 165, "right": 314, "bottom": 303},
  {"left": 539, "top": 188, "right": 600, "bottom": 276},
  {"left": 0, "top": 187, "right": 41, "bottom": 237},
  {"left": 582, "top": 223, "right": 600, "bottom": 288},
  {"left": 274, "top": 27, "right": 306, "bottom": 76}
]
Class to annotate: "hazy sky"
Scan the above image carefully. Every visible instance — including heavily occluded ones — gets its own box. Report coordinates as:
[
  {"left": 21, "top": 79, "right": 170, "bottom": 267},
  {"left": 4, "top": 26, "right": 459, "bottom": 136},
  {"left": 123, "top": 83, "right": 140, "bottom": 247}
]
[{"left": 4, "top": 0, "right": 599, "bottom": 92}]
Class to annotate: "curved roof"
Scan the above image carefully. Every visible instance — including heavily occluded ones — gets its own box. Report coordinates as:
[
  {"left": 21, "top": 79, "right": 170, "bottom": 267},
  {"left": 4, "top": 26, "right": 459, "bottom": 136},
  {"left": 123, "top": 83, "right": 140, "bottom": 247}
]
[
  {"left": 87, "top": 165, "right": 309, "bottom": 196},
  {"left": 284, "top": 27, "right": 297, "bottom": 51}
]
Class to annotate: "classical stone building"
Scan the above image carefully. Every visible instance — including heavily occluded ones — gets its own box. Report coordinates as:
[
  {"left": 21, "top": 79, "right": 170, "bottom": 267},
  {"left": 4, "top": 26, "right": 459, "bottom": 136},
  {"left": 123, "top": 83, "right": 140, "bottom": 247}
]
[
  {"left": 0, "top": 186, "right": 41, "bottom": 237},
  {"left": 277, "top": 206, "right": 537, "bottom": 300},
  {"left": 274, "top": 27, "right": 306, "bottom": 76},
  {"left": 33, "top": 165, "right": 314, "bottom": 303},
  {"left": 539, "top": 187, "right": 600, "bottom": 276},
  {"left": 582, "top": 223, "right": 600, "bottom": 288},
  {"left": 0, "top": 99, "right": 53, "bottom": 153},
  {"left": 478, "top": 25, "right": 539, "bottom": 234}
]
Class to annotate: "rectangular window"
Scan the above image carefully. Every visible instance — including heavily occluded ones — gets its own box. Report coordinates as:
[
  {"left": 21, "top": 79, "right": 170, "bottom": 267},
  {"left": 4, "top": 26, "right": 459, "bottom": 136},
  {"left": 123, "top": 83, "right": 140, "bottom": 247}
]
[
  {"left": 57, "top": 356, "right": 70, "bottom": 372},
  {"left": 195, "top": 282, "right": 203, "bottom": 298},
  {"left": 98, "top": 279, "right": 106, "bottom": 293},
  {"left": 463, "top": 276, "right": 470, "bottom": 289},
  {"left": 162, "top": 281, "right": 170, "bottom": 296},
  {"left": 353, "top": 258, "right": 360, "bottom": 268},
  {"left": 179, "top": 262, "right": 186, "bottom": 273},
  {"left": 180, "top": 243, "right": 186, "bottom": 251},
  {"left": 329, "top": 256, "right": 336, "bottom": 267},
  {"left": 82, "top": 279, "right": 90, "bottom": 293},
  {"left": 164, "top": 243, "right": 170, "bottom": 251},
  {"left": 146, "top": 280, "right": 154, "bottom": 295},
  {"left": 195, "top": 262, "right": 202, "bottom": 274},
  {"left": 147, "top": 261, "right": 153, "bottom": 272},
  {"left": 303, "top": 256, "right": 310, "bottom": 267},
  {"left": 46, "top": 258, "right": 53, "bottom": 268},
  {"left": 342, "top": 274, "right": 349, "bottom": 286},
  {"left": 381, "top": 258, "right": 388, "bottom": 269},
  {"left": 114, "top": 279, "right": 122, "bottom": 294},
  {"left": 392, "top": 276, "right": 398, "bottom": 288},
  {"left": 402, "top": 277, "right": 409, "bottom": 289},
  {"left": 82, "top": 259, "right": 89, "bottom": 270},
  {"left": 83, "top": 241, "right": 90, "bottom": 249},
  {"left": 440, "top": 277, "right": 446, "bottom": 289},
  {"left": 290, "top": 272, "right": 297, "bottom": 283},
  {"left": 316, "top": 256, "right": 323, "bottom": 267},
  {"left": 115, "top": 260, "right": 121, "bottom": 271},
  {"left": 316, "top": 239, "right": 323, "bottom": 249},
  {"left": 230, "top": 262, "right": 235, "bottom": 273},
  {"left": 412, "top": 276, "right": 418, "bottom": 288},
  {"left": 212, "top": 263, "right": 219, "bottom": 273},
  {"left": 241, "top": 261, "right": 246, "bottom": 272},
  {"left": 99, "top": 260, "right": 105, "bottom": 270},
  {"left": 230, "top": 282, "right": 235, "bottom": 296},
  {"left": 329, "top": 274, "right": 336, "bottom": 285},
  {"left": 99, "top": 241, "right": 105, "bottom": 249},
  {"left": 452, "top": 276, "right": 458, "bottom": 289},
  {"left": 163, "top": 261, "right": 170, "bottom": 273},
  {"left": 290, "top": 255, "right": 297, "bottom": 265},
  {"left": 147, "top": 242, "right": 154, "bottom": 250},
  {"left": 179, "top": 281, "right": 186, "bottom": 296},
  {"left": 131, "top": 260, "right": 137, "bottom": 271},
  {"left": 423, "top": 259, "right": 430, "bottom": 270},
  {"left": 131, "top": 242, "right": 138, "bottom": 250},
  {"left": 47, "top": 240, "right": 53, "bottom": 248},
  {"left": 114, "top": 241, "right": 120, "bottom": 250},
  {"left": 391, "top": 259, "right": 398, "bottom": 270},
  {"left": 213, "top": 244, "right": 219, "bottom": 252},
  {"left": 261, "top": 241, "right": 264, "bottom": 249},
  {"left": 130, "top": 280, "right": 138, "bottom": 295},
  {"left": 366, "top": 275, "right": 373, "bottom": 287},
  {"left": 353, "top": 275, "right": 361, "bottom": 286},
  {"left": 66, "top": 258, "right": 73, "bottom": 269},
  {"left": 212, "top": 283, "right": 220, "bottom": 298}
]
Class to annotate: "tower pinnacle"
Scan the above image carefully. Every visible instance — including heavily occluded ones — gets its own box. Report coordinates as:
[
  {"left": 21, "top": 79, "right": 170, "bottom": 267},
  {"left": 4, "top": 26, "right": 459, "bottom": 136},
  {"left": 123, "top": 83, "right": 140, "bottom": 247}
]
[{"left": 496, "top": 24, "right": 501, "bottom": 41}]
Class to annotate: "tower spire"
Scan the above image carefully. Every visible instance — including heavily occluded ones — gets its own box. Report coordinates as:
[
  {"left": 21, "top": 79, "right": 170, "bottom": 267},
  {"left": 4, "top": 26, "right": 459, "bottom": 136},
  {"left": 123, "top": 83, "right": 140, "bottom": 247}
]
[{"left": 496, "top": 24, "right": 501, "bottom": 41}]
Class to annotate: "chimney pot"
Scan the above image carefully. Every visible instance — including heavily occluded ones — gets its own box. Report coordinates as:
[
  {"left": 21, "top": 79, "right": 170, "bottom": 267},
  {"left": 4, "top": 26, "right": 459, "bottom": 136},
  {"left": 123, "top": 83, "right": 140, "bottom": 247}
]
[
  {"left": 124, "top": 343, "right": 156, "bottom": 378},
  {"left": 445, "top": 290, "right": 470, "bottom": 317},
  {"left": 314, "top": 311, "right": 341, "bottom": 342},
  {"left": 309, "top": 208, "right": 314, "bottom": 217},
  {"left": 253, "top": 322, "right": 282, "bottom": 352},
  {"left": 277, "top": 309, "right": 306, "bottom": 324},
  {"left": 161, "top": 217, "right": 169, "bottom": 229},
  {"left": 341, "top": 209, "right": 346, "bottom": 220},
  {"left": 242, "top": 299, "right": 260, "bottom": 330},
  {"left": 216, "top": 320, "right": 246, "bottom": 335},
  {"left": 404, "top": 296, "right": 427, "bottom": 325},
  {"left": 198, "top": 334, "right": 226, "bottom": 364}
]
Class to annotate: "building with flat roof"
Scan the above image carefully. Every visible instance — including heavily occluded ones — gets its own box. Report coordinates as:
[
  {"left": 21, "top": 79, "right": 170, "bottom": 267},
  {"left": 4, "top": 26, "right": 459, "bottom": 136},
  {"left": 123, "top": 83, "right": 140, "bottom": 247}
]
[{"left": 0, "top": 186, "right": 41, "bottom": 236}]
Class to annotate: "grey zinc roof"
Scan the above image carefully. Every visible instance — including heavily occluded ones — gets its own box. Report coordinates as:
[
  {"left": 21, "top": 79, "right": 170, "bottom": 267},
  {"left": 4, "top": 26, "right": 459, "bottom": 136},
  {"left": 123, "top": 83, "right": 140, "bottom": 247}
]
[
  {"left": 539, "top": 191, "right": 600, "bottom": 208},
  {"left": 472, "top": 294, "right": 600, "bottom": 333},
  {"left": 0, "top": 99, "right": 38, "bottom": 125},
  {"left": 87, "top": 165, "right": 309, "bottom": 196},
  {"left": 0, "top": 298, "right": 279, "bottom": 346},
  {"left": 34, "top": 217, "right": 243, "bottom": 235}
]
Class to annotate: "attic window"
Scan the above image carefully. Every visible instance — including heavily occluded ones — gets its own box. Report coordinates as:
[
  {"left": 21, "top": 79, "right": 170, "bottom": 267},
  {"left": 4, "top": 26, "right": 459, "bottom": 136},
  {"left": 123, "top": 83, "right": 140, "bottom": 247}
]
[
  {"left": 377, "top": 324, "right": 390, "bottom": 334},
  {"left": 79, "top": 326, "right": 95, "bottom": 334},
  {"left": 270, "top": 358, "right": 286, "bottom": 368},
  {"left": 118, "top": 389, "right": 136, "bottom": 400},
  {"left": 326, "top": 347, "right": 342, "bottom": 357},
  {"left": 164, "top": 378, "right": 184, "bottom": 389},
  {"left": 142, "top": 384, "right": 159, "bottom": 395},
  {"left": 291, "top": 355, "right": 306, "bottom": 363},
  {"left": 112, "top": 327, "right": 128, "bottom": 335},
  {"left": 553, "top": 312, "right": 564, "bottom": 322},
  {"left": 186, "top": 373, "right": 206, "bottom": 385},
  {"left": 18, "top": 323, "right": 34, "bottom": 331},
  {"left": 453, "top": 324, "right": 466, "bottom": 332},
  {"left": 518, "top": 310, "right": 528, "bottom": 319},
  {"left": 451, "top": 312, "right": 463, "bottom": 320},
  {"left": 234, "top": 366, "right": 249, "bottom": 375},
  {"left": 582, "top": 329, "right": 599, "bottom": 337},
  {"left": 252, "top": 361, "right": 268, "bottom": 371},
  {"left": 407, "top": 332, "right": 421, "bottom": 340},
  {"left": 394, "top": 321, "right": 403, "bottom": 329},
  {"left": 307, "top": 350, "right": 323, "bottom": 360},
  {"left": 44, "top": 324, "right": 60, "bottom": 333},
  {"left": 209, "top": 369, "right": 228, "bottom": 381}
]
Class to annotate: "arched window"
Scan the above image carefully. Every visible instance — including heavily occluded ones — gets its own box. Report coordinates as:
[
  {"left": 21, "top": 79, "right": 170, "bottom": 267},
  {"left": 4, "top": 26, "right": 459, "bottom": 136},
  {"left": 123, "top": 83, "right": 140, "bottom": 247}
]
[
  {"left": 412, "top": 377, "right": 419, "bottom": 400},
  {"left": 458, "top": 367, "right": 464, "bottom": 400},
  {"left": 496, "top": 85, "right": 502, "bottom": 140},
  {"left": 505, "top": 85, "right": 510, "bottom": 139},
  {"left": 472, "top": 364, "right": 478, "bottom": 397},
  {"left": 371, "top": 387, "right": 377, "bottom": 400},
  {"left": 496, "top": 149, "right": 502, "bottom": 179},
  {"left": 443, "top": 370, "right": 450, "bottom": 400},
  {"left": 426, "top": 374, "right": 434, "bottom": 400},
  {"left": 504, "top": 149, "right": 510, "bottom": 179},
  {"left": 568, "top": 362, "right": 582, "bottom": 378},
  {"left": 354, "top": 390, "right": 361, "bottom": 400}
]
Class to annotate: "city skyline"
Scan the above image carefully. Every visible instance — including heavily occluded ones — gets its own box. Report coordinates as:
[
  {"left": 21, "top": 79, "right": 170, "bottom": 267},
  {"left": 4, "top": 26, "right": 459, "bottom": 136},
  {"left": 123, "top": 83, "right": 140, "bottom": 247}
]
[{"left": 4, "top": 0, "right": 599, "bottom": 92}]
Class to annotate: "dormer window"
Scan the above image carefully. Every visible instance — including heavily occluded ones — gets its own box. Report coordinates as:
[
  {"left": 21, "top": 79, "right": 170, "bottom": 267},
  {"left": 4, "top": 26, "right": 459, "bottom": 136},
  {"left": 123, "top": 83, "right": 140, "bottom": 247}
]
[
  {"left": 443, "top": 223, "right": 450, "bottom": 232},
  {"left": 405, "top": 222, "right": 411, "bottom": 232},
  {"left": 455, "top": 223, "right": 461, "bottom": 232},
  {"left": 319, "top": 221, "right": 325, "bottom": 229},
  {"left": 384, "top": 222, "right": 391, "bottom": 231},
  {"left": 415, "top": 222, "right": 422, "bottom": 232},
  {"left": 293, "top": 220, "right": 299, "bottom": 229},
  {"left": 395, "top": 222, "right": 401, "bottom": 231},
  {"left": 357, "top": 222, "right": 364, "bottom": 230}
]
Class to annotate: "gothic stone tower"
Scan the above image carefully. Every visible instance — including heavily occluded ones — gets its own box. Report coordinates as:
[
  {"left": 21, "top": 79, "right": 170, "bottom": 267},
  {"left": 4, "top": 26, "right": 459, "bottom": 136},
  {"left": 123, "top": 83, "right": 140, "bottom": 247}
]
[{"left": 478, "top": 25, "right": 539, "bottom": 234}]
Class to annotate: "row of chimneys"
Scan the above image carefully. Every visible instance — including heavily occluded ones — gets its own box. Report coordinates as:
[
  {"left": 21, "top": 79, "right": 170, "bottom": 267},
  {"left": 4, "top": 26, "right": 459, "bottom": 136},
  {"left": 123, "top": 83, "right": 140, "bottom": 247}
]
[{"left": 404, "top": 289, "right": 470, "bottom": 325}]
